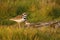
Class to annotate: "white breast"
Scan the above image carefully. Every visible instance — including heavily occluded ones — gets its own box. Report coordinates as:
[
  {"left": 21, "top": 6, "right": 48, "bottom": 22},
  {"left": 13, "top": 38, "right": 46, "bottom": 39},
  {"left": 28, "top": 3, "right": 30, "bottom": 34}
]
[{"left": 10, "top": 18, "right": 25, "bottom": 23}]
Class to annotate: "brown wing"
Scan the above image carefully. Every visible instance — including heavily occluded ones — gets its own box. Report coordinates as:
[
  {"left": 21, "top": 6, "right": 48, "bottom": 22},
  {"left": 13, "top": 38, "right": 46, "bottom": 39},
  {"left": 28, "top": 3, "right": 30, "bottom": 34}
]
[{"left": 11, "top": 15, "right": 22, "bottom": 20}]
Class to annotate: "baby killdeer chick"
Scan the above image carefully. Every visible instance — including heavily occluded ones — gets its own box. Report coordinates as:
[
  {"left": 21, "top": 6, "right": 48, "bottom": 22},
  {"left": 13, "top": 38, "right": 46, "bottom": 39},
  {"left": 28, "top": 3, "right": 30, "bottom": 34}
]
[{"left": 25, "top": 21, "right": 31, "bottom": 27}]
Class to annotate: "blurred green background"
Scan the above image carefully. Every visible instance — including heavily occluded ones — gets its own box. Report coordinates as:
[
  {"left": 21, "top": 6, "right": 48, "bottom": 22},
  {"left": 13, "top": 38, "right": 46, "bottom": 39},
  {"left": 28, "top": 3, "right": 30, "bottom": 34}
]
[{"left": 0, "top": 0, "right": 60, "bottom": 25}]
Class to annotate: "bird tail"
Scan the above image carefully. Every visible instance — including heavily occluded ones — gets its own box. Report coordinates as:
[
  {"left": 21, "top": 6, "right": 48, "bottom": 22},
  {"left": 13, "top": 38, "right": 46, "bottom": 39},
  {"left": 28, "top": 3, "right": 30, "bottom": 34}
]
[{"left": 9, "top": 19, "right": 14, "bottom": 20}]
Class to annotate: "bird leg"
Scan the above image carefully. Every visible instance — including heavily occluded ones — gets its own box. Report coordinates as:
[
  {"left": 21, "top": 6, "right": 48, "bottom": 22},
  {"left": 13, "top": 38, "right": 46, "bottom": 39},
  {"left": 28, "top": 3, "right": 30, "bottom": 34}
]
[{"left": 18, "top": 22, "right": 20, "bottom": 28}]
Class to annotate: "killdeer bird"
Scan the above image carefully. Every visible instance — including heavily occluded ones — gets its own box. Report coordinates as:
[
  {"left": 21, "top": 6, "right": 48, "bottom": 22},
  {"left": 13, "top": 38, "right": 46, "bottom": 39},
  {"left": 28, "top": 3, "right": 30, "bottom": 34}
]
[{"left": 9, "top": 12, "right": 27, "bottom": 28}]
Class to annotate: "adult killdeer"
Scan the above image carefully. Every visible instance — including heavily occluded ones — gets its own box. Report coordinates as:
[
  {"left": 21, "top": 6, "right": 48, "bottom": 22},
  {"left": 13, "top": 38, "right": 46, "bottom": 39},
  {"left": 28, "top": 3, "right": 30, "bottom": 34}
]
[{"left": 9, "top": 12, "right": 27, "bottom": 28}]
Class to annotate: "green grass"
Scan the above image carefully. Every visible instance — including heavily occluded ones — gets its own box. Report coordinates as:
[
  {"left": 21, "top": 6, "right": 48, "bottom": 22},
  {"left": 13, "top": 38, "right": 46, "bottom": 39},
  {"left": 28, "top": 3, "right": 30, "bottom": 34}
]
[
  {"left": 0, "top": 26, "right": 60, "bottom": 40},
  {"left": 0, "top": 0, "right": 60, "bottom": 25},
  {"left": 0, "top": 0, "right": 60, "bottom": 40}
]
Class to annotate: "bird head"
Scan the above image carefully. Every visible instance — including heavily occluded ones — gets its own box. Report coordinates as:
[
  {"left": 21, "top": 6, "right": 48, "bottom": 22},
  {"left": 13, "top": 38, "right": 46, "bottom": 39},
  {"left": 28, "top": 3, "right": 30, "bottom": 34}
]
[
  {"left": 22, "top": 12, "right": 27, "bottom": 19},
  {"left": 22, "top": 12, "right": 27, "bottom": 16}
]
